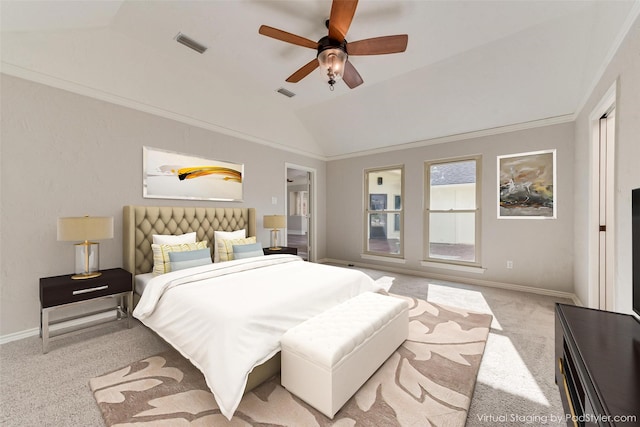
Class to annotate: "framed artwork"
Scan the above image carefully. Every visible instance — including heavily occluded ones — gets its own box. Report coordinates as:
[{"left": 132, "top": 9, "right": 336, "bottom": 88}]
[
  {"left": 497, "top": 149, "right": 556, "bottom": 219},
  {"left": 143, "top": 146, "right": 243, "bottom": 201}
]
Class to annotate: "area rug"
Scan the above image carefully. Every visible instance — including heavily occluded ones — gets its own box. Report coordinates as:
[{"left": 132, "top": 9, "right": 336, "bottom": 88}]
[{"left": 90, "top": 294, "right": 492, "bottom": 426}]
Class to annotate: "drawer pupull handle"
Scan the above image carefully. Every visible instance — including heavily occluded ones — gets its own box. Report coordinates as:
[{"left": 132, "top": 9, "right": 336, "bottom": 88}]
[{"left": 73, "top": 285, "right": 108, "bottom": 295}]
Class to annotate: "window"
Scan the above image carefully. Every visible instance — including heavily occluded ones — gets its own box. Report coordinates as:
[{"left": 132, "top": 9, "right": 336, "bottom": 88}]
[
  {"left": 364, "top": 166, "right": 404, "bottom": 257},
  {"left": 424, "top": 156, "right": 481, "bottom": 265}
]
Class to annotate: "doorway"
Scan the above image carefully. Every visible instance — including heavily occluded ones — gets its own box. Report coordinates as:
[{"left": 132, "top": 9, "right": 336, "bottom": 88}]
[
  {"left": 285, "top": 164, "right": 315, "bottom": 261},
  {"left": 589, "top": 83, "right": 616, "bottom": 310},
  {"left": 598, "top": 108, "right": 616, "bottom": 310}
]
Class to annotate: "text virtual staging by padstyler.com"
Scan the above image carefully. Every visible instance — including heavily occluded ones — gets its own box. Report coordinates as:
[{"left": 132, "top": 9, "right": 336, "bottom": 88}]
[{"left": 475, "top": 413, "right": 638, "bottom": 425}]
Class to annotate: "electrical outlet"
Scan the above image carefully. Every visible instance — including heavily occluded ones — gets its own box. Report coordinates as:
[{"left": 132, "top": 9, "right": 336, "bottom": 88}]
[
  {"left": 271, "top": 196, "right": 277, "bottom": 205},
  {"left": 506, "top": 260, "right": 513, "bottom": 269}
]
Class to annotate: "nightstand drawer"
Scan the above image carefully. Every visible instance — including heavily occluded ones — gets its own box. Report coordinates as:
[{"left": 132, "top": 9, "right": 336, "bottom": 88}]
[
  {"left": 40, "top": 268, "right": 132, "bottom": 308},
  {"left": 263, "top": 246, "right": 298, "bottom": 256}
]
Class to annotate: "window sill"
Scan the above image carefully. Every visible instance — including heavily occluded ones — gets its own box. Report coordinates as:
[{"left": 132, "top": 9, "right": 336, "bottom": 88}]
[
  {"left": 420, "top": 260, "right": 486, "bottom": 274},
  {"left": 360, "top": 254, "right": 407, "bottom": 264}
]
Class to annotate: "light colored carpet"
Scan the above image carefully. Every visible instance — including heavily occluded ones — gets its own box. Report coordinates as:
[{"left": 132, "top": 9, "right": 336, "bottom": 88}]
[
  {"left": 0, "top": 265, "right": 572, "bottom": 426},
  {"left": 89, "top": 294, "right": 491, "bottom": 426}
]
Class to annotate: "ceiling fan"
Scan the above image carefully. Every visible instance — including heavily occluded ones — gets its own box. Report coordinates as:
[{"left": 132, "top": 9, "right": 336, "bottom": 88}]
[{"left": 259, "top": 0, "right": 408, "bottom": 91}]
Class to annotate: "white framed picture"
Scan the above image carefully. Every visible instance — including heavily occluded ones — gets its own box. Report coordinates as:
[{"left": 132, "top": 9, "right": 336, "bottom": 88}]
[
  {"left": 497, "top": 149, "right": 556, "bottom": 219},
  {"left": 143, "top": 146, "right": 243, "bottom": 202}
]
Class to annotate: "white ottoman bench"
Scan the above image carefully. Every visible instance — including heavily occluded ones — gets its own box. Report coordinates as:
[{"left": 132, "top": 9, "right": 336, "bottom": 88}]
[{"left": 280, "top": 292, "right": 409, "bottom": 418}]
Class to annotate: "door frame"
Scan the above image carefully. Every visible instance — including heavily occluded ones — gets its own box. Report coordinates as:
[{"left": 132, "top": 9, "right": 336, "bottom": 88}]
[
  {"left": 588, "top": 82, "right": 616, "bottom": 309},
  {"left": 285, "top": 163, "right": 317, "bottom": 262}
]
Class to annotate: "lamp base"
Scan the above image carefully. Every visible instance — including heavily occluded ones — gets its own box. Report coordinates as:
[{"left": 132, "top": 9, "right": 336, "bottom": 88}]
[
  {"left": 270, "top": 229, "right": 281, "bottom": 250},
  {"left": 71, "top": 271, "right": 102, "bottom": 280},
  {"left": 75, "top": 241, "right": 100, "bottom": 278}
]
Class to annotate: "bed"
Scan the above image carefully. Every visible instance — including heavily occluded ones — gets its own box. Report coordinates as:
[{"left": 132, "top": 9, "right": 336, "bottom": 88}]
[{"left": 122, "top": 205, "right": 379, "bottom": 420}]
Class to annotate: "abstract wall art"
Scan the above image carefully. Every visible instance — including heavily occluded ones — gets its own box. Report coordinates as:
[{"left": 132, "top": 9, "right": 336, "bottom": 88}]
[
  {"left": 143, "top": 146, "right": 243, "bottom": 201},
  {"left": 497, "top": 149, "right": 556, "bottom": 219}
]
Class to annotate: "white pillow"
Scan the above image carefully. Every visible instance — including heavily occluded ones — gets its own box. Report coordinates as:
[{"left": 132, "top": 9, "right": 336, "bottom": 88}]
[
  {"left": 151, "top": 241, "right": 208, "bottom": 275},
  {"left": 213, "top": 229, "right": 246, "bottom": 262},
  {"left": 217, "top": 236, "right": 257, "bottom": 262},
  {"left": 152, "top": 232, "right": 197, "bottom": 245}
]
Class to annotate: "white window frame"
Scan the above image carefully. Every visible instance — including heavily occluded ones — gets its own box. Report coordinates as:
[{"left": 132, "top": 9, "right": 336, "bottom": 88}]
[
  {"left": 424, "top": 155, "right": 482, "bottom": 267},
  {"left": 363, "top": 165, "right": 404, "bottom": 259}
]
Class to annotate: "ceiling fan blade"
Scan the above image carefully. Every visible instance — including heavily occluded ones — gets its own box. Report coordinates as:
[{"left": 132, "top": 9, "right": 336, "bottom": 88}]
[
  {"left": 259, "top": 25, "right": 318, "bottom": 50},
  {"left": 328, "top": 0, "right": 359, "bottom": 41},
  {"left": 347, "top": 35, "right": 408, "bottom": 55},
  {"left": 342, "top": 60, "right": 363, "bottom": 89},
  {"left": 286, "top": 58, "right": 320, "bottom": 83}
]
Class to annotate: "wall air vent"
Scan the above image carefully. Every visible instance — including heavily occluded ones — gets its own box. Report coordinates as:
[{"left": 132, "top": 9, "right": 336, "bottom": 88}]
[
  {"left": 175, "top": 32, "right": 208, "bottom": 54},
  {"left": 277, "top": 88, "right": 296, "bottom": 98}
]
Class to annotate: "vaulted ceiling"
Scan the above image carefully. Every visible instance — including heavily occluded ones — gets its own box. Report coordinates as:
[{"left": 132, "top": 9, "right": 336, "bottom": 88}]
[{"left": 2, "top": 1, "right": 638, "bottom": 159}]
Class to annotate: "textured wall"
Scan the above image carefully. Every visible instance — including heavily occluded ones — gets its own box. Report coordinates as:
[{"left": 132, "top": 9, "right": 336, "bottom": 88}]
[
  {"left": 573, "top": 15, "right": 640, "bottom": 314},
  {"left": 0, "top": 75, "right": 326, "bottom": 336},
  {"left": 326, "top": 122, "right": 575, "bottom": 293}
]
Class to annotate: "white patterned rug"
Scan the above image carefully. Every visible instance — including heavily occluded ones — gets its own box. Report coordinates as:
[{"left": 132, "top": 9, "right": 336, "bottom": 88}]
[{"left": 90, "top": 294, "right": 492, "bottom": 426}]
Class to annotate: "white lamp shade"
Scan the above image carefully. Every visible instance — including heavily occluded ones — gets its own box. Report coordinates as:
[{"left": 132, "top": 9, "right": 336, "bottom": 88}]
[
  {"left": 57, "top": 216, "right": 114, "bottom": 242},
  {"left": 263, "top": 215, "right": 286, "bottom": 229}
]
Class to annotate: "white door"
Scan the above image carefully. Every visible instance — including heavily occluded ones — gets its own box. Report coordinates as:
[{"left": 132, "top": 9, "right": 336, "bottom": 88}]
[{"left": 598, "top": 109, "right": 616, "bottom": 310}]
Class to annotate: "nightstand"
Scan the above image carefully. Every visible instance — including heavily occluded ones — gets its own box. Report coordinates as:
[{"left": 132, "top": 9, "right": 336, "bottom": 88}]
[
  {"left": 39, "top": 267, "right": 133, "bottom": 353},
  {"left": 263, "top": 246, "right": 298, "bottom": 256}
]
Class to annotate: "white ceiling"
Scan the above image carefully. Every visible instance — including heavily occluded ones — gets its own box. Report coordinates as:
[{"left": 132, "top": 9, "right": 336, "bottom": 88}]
[{"left": 1, "top": 0, "right": 638, "bottom": 159}]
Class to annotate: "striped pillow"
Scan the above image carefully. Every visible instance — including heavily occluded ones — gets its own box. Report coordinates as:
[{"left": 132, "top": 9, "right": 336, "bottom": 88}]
[
  {"left": 169, "top": 247, "right": 212, "bottom": 271},
  {"left": 217, "top": 236, "right": 257, "bottom": 262},
  {"left": 233, "top": 242, "right": 265, "bottom": 260},
  {"left": 152, "top": 241, "right": 208, "bottom": 275}
]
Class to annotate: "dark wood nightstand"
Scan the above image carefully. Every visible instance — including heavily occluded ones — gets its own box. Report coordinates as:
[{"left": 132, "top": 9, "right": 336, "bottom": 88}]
[
  {"left": 263, "top": 246, "right": 298, "bottom": 256},
  {"left": 39, "top": 267, "right": 133, "bottom": 353}
]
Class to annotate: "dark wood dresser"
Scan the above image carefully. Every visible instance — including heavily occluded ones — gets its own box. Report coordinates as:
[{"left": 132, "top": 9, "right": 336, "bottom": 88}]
[{"left": 555, "top": 304, "right": 640, "bottom": 426}]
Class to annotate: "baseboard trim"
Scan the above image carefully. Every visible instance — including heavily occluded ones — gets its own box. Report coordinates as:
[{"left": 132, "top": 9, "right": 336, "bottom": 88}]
[
  {"left": 0, "top": 327, "right": 39, "bottom": 345},
  {"left": 0, "top": 310, "right": 118, "bottom": 345},
  {"left": 571, "top": 294, "right": 585, "bottom": 307},
  {"left": 320, "top": 258, "right": 578, "bottom": 301}
]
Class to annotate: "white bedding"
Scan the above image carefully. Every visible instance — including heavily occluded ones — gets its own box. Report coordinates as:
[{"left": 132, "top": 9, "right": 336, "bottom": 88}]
[
  {"left": 134, "top": 272, "right": 154, "bottom": 295},
  {"left": 133, "top": 254, "right": 379, "bottom": 420}
]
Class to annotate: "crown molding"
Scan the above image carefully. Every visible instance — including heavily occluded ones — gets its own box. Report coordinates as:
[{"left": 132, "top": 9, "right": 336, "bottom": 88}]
[
  {"left": 326, "top": 114, "right": 576, "bottom": 161},
  {"left": 0, "top": 63, "right": 327, "bottom": 161},
  {"left": 574, "top": 2, "right": 640, "bottom": 117},
  {"left": 3, "top": 63, "right": 577, "bottom": 164}
]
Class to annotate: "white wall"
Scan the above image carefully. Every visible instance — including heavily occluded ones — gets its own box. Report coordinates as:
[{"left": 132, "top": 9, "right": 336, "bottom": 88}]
[
  {"left": 0, "top": 74, "right": 326, "bottom": 337},
  {"left": 327, "top": 122, "right": 575, "bottom": 293},
  {"left": 573, "top": 15, "right": 640, "bottom": 314}
]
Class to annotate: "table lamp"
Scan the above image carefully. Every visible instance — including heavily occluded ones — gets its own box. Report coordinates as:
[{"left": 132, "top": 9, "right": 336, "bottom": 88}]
[
  {"left": 57, "top": 216, "right": 114, "bottom": 279},
  {"left": 263, "top": 215, "right": 286, "bottom": 250}
]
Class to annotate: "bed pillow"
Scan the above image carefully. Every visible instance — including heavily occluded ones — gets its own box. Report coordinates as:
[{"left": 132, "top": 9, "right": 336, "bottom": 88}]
[
  {"left": 169, "top": 247, "right": 212, "bottom": 271},
  {"left": 152, "top": 232, "right": 196, "bottom": 245},
  {"left": 213, "top": 230, "right": 246, "bottom": 262},
  {"left": 217, "top": 236, "right": 257, "bottom": 262},
  {"left": 152, "top": 241, "right": 208, "bottom": 275},
  {"left": 232, "top": 242, "right": 264, "bottom": 260}
]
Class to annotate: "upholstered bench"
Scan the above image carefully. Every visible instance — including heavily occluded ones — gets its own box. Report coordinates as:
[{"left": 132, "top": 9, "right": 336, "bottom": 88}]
[{"left": 280, "top": 292, "right": 409, "bottom": 418}]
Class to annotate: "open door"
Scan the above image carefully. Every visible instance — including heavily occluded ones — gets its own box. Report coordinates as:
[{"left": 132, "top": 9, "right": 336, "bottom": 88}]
[{"left": 286, "top": 165, "right": 314, "bottom": 261}]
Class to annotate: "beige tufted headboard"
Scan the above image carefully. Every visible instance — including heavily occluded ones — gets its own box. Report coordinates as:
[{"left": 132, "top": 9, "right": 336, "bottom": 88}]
[{"left": 123, "top": 205, "right": 256, "bottom": 275}]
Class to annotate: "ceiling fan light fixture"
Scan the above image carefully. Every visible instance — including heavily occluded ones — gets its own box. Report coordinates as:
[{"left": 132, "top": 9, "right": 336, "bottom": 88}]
[{"left": 317, "top": 47, "right": 347, "bottom": 91}]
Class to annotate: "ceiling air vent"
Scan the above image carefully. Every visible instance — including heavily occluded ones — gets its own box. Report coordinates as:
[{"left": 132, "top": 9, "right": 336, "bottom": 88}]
[
  {"left": 175, "top": 32, "right": 207, "bottom": 54},
  {"left": 277, "top": 88, "right": 296, "bottom": 98}
]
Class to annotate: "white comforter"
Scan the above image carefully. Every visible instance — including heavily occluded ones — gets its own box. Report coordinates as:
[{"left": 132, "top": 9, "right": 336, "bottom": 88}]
[{"left": 133, "top": 255, "right": 379, "bottom": 420}]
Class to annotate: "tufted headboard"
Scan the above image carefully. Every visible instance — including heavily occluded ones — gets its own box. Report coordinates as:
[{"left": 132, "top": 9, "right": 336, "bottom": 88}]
[{"left": 123, "top": 205, "right": 256, "bottom": 275}]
